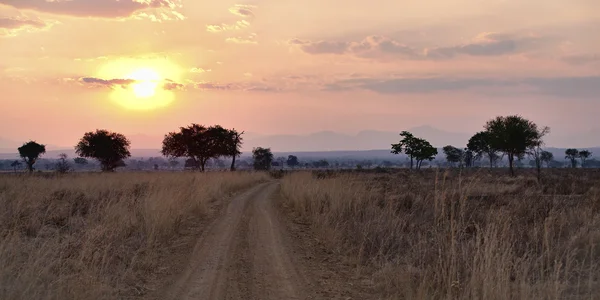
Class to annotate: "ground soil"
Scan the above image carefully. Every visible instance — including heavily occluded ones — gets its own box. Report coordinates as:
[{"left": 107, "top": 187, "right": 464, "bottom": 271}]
[{"left": 157, "top": 181, "right": 377, "bottom": 300}]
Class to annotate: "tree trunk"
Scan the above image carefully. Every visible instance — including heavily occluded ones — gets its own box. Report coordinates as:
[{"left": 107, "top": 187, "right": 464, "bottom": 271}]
[
  {"left": 508, "top": 153, "right": 515, "bottom": 176},
  {"left": 230, "top": 155, "right": 236, "bottom": 171},
  {"left": 410, "top": 156, "right": 414, "bottom": 169}
]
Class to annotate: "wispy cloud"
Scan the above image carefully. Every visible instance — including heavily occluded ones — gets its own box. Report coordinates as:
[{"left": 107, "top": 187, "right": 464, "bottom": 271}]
[
  {"left": 190, "top": 67, "right": 212, "bottom": 73},
  {"left": 0, "top": 0, "right": 184, "bottom": 19},
  {"left": 0, "top": 16, "right": 52, "bottom": 37},
  {"left": 206, "top": 20, "right": 250, "bottom": 33},
  {"left": 562, "top": 53, "right": 600, "bottom": 65},
  {"left": 290, "top": 32, "right": 546, "bottom": 60},
  {"left": 226, "top": 33, "right": 257, "bottom": 44},
  {"left": 80, "top": 77, "right": 136, "bottom": 89},
  {"left": 229, "top": 4, "right": 256, "bottom": 17}
]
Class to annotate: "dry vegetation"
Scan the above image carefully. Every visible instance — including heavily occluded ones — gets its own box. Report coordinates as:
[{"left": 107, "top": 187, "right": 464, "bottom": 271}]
[
  {"left": 281, "top": 169, "right": 600, "bottom": 299},
  {"left": 0, "top": 171, "right": 269, "bottom": 300}
]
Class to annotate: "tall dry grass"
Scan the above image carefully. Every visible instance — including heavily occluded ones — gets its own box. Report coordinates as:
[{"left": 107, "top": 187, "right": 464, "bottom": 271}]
[
  {"left": 0, "top": 171, "right": 268, "bottom": 300},
  {"left": 281, "top": 170, "right": 600, "bottom": 299}
]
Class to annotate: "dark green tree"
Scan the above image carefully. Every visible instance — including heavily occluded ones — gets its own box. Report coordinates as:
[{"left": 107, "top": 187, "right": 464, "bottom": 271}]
[
  {"left": 391, "top": 131, "right": 437, "bottom": 169},
  {"left": 252, "top": 147, "right": 274, "bottom": 171},
  {"left": 75, "top": 129, "right": 131, "bottom": 172},
  {"left": 442, "top": 145, "right": 465, "bottom": 167},
  {"left": 565, "top": 148, "right": 579, "bottom": 168},
  {"left": 579, "top": 150, "right": 592, "bottom": 168},
  {"left": 467, "top": 131, "right": 498, "bottom": 168},
  {"left": 18, "top": 141, "right": 46, "bottom": 172},
  {"left": 287, "top": 155, "right": 299, "bottom": 168},
  {"left": 485, "top": 115, "right": 544, "bottom": 176}
]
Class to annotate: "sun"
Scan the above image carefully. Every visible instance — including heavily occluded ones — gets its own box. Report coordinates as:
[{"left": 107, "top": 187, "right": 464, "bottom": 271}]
[
  {"left": 126, "top": 68, "right": 161, "bottom": 98},
  {"left": 96, "top": 58, "right": 183, "bottom": 111}
]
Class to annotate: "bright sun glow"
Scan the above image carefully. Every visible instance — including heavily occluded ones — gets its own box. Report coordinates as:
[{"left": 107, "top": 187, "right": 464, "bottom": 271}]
[
  {"left": 96, "top": 58, "right": 183, "bottom": 111},
  {"left": 126, "top": 68, "right": 161, "bottom": 98}
]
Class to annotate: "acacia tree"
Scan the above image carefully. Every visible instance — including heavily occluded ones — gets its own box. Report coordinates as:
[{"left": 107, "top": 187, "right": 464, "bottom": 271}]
[
  {"left": 391, "top": 131, "right": 436, "bottom": 169},
  {"left": 467, "top": 131, "right": 498, "bottom": 168},
  {"left": 541, "top": 151, "right": 554, "bottom": 168},
  {"left": 252, "top": 147, "right": 273, "bottom": 170},
  {"left": 527, "top": 126, "right": 550, "bottom": 182},
  {"left": 442, "top": 145, "right": 465, "bottom": 168},
  {"left": 226, "top": 128, "right": 244, "bottom": 171},
  {"left": 10, "top": 160, "right": 21, "bottom": 173},
  {"left": 287, "top": 155, "right": 299, "bottom": 168},
  {"left": 75, "top": 129, "right": 131, "bottom": 172},
  {"left": 579, "top": 150, "right": 592, "bottom": 168},
  {"left": 485, "top": 115, "right": 544, "bottom": 176},
  {"left": 565, "top": 148, "right": 579, "bottom": 168},
  {"left": 18, "top": 141, "right": 46, "bottom": 172},
  {"left": 162, "top": 124, "right": 215, "bottom": 172}
]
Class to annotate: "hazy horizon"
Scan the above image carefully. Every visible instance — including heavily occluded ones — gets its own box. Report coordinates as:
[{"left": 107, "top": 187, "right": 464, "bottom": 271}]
[{"left": 1, "top": 0, "right": 599, "bottom": 150}]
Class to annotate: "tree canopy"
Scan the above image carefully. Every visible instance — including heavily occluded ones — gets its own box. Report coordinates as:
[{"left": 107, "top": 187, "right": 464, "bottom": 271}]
[
  {"left": 161, "top": 124, "right": 244, "bottom": 171},
  {"left": 75, "top": 129, "right": 131, "bottom": 172},
  {"left": 18, "top": 141, "right": 46, "bottom": 172},
  {"left": 442, "top": 145, "right": 465, "bottom": 167},
  {"left": 391, "top": 131, "right": 437, "bottom": 169},
  {"left": 565, "top": 148, "right": 579, "bottom": 168},
  {"left": 287, "top": 155, "right": 299, "bottom": 168},
  {"left": 485, "top": 115, "right": 546, "bottom": 176},
  {"left": 467, "top": 131, "right": 498, "bottom": 168},
  {"left": 252, "top": 147, "right": 274, "bottom": 171}
]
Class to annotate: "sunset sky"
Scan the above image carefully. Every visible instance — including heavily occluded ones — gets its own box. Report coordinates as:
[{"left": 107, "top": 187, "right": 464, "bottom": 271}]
[{"left": 1, "top": 0, "right": 599, "bottom": 150}]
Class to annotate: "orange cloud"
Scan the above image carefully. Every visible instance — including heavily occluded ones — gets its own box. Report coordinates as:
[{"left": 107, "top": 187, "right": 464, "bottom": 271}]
[{"left": 0, "top": 16, "right": 52, "bottom": 37}]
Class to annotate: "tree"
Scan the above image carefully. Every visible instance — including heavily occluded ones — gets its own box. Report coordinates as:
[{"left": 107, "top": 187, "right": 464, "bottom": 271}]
[
  {"left": 18, "top": 141, "right": 46, "bottom": 172},
  {"left": 55, "top": 153, "right": 71, "bottom": 174},
  {"left": 226, "top": 129, "right": 244, "bottom": 171},
  {"left": 277, "top": 157, "right": 286, "bottom": 169},
  {"left": 485, "top": 115, "right": 544, "bottom": 176},
  {"left": 287, "top": 155, "right": 299, "bottom": 168},
  {"left": 540, "top": 151, "right": 554, "bottom": 168},
  {"left": 565, "top": 148, "right": 579, "bottom": 168},
  {"left": 442, "top": 145, "right": 465, "bottom": 168},
  {"left": 168, "top": 158, "right": 180, "bottom": 169},
  {"left": 252, "top": 147, "right": 273, "bottom": 171},
  {"left": 464, "top": 149, "right": 474, "bottom": 168},
  {"left": 75, "top": 129, "right": 132, "bottom": 172},
  {"left": 74, "top": 157, "right": 88, "bottom": 166},
  {"left": 467, "top": 131, "right": 498, "bottom": 168},
  {"left": 10, "top": 160, "right": 21, "bottom": 173},
  {"left": 579, "top": 150, "right": 592, "bottom": 168},
  {"left": 391, "top": 131, "right": 437, "bottom": 169},
  {"left": 527, "top": 126, "right": 550, "bottom": 182},
  {"left": 161, "top": 124, "right": 215, "bottom": 172}
]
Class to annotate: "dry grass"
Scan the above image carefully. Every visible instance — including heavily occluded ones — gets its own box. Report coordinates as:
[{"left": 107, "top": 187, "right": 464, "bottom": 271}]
[
  {"left": 281, "top": 169, "right": 600, "bottom": 299},
  {"left": 0, "top": 171, "right": 269, "bottom": 300}
]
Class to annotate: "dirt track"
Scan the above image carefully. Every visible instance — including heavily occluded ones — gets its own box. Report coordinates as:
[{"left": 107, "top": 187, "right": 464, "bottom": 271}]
[{"left": 162, "top": 181, "right": 321, "bottom": 300}]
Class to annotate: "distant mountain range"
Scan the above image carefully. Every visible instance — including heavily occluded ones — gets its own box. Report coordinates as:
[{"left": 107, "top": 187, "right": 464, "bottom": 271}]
[{"left": 1, "top": 125, "right": 599, "bottom": 159}]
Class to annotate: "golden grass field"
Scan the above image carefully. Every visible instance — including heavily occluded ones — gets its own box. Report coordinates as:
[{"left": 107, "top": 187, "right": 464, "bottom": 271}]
[
  {"left": 0, "top": 171, "right": 269, "bottom": 300},
  {"left": 281, "top": 169, "right": 600, "bottom": 299}
]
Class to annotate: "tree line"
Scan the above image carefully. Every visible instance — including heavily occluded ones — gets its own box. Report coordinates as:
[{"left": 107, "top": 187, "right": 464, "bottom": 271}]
[
  {"left": 392, "top": 115, "right": 594, "bottom": 179},
  {"left": 9, "top": 115, "right": 595, "bottom": 174}
]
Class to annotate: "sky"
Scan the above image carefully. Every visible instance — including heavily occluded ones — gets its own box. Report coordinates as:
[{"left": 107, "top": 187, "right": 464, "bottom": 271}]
[{"left": 1, "top": 0, "right": 599, "bottom": 150}]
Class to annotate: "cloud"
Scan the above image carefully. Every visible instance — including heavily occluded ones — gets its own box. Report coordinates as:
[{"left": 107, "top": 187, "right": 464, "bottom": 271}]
[
  {"left": 562, "top": 54, "right": 600, "bottom": 65},
  {"left": 0, "top": 16, "right": 52, "bottom": 37},
  {"left": 163, "top": 79, "right": 185, "bottom": 90},
  {"left": 229, "top": 4, "right": 255, "bottom": 17},
  {"left": 0, "top": 0, "right": 184, "bottom": 19},
  {"left": 290, "top": 32, "right": 544, "bottom": 60},
  {"left": 226, "top": 33, "right": 257, "bottom": 44},
  {"left": 324, "top": 75, "right": 600, "bottom": 99},
  {"left": 206, "top": 20, "right": 249, "bottom": 32},
  {"left": 195, "top": 82, "right": 235, "bottom": 90},
  {"left": 80, "top": 77, "right": 136, "bottom": 88},
  {"left": 190, "top": 67, "right": 211, "bottom": 73}
]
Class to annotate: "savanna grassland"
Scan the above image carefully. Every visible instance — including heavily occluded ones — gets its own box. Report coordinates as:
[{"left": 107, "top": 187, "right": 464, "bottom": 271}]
[
  {"left": 0, "top": 171, "right": 269, "bottom": 300},
  {"left": 280, "top": 169, "right": 600, "bottom": 299}
]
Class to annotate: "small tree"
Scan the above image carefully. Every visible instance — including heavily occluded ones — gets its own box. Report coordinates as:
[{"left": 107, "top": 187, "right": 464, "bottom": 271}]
[
  {"left": 75, "top": 129, "right": 132, "bottom": 172},
  {"left": 74, "top": 157, "right": 88, "bottom": 166},
  {"left": 442, "top": 145, "right": 465, "bottom": 168},
  {"left": 227, "top": 129, "right": 244, "bottom": 171},
  {"left": 287, "top": 155, "right": 299, "bottom": 168},
  {"left": 18, "top": 141, "right": 46, "bottom": 172},
  {"left": 527, "top": 126, "right": 550, "bottom": 182},
  {"left": 579, "top": 150, "right": 592, "bottom": 168},
  {"left": 464, "top": 149, "right": 474, "bottom": 168},
  {"left": 467, "top": 131, "right": 498, "bottom": 168},
  {"left": 391, "top": 131, "right": 437, "bottom": 169},
  {"left": 55, "top": 153, "right": 71, "bottom": 174},
  {"left": 252, "top": 147, "right": 273, "bottom": 171},
  {"left": 10, "top": 160, "right": 21, "bottom": 173},
  {"left": 565, "top": 148, "right": 579, "bottom": 168},
  {"left": 277, "top": 157, "right": 286, "bottom": 169},
  {"left": 541, "top": 151, "right": 554, "bottom": 168},
  {"left": 485, "top": 115, "right": 543, "bottom": 176}
]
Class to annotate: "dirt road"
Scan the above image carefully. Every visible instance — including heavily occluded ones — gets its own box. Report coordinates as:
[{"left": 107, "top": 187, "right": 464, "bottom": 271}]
[{"left": 162, "top": 181, "right": 318, "bottom": 300}]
